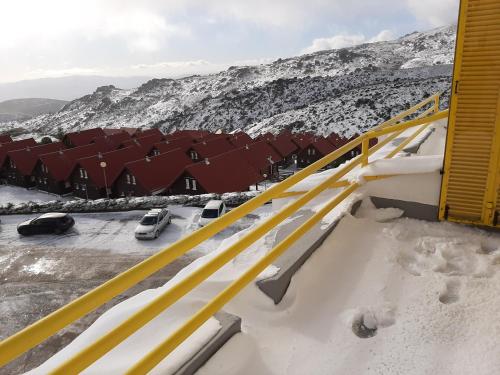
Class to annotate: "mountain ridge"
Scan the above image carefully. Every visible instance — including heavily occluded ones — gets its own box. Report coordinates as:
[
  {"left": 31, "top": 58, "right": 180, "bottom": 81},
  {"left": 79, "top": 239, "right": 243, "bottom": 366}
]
[{"left": 1, "top": 24, "right": 456, "bottom": 138}]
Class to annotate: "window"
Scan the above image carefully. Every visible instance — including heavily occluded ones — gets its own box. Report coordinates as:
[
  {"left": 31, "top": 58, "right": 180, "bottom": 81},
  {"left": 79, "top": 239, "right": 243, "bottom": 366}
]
[
  {"left": 75, "top": 183, "right": 79, "bottom": 190},
  {"left": 10, "top": 160, "right": 16, "bottom": 168},
  {"left": 192, "top": 179, "right": 197, "bottom": 191},
  {"left": 126, "top": 174, "right": 131, "bottom": 184},
  {"left": 79, "top": 168, "right": 88, "bottom": 179},
  {"left": 153, "top": 149, "right": 160, "bottom": 156},
  {"left": 81, "top": 184, "right": 86, "bottom": 191},
  {"left": 190, "top": 150, "right": 198, "bottom": 160},
  {"left": 79, "top": 168, "right": 84, "bottom": 178},
  {"left": 44, "top": 177, "right": 48, "bottom": 185},
  {"left": 185, "top": 177, "right": 190, "bottom": 189},
  {"left": 131, "top": 176, "right": 136, "bottom": 185},
  {"left": 311, "top": 148, "right": 316, "bottom": 155}
]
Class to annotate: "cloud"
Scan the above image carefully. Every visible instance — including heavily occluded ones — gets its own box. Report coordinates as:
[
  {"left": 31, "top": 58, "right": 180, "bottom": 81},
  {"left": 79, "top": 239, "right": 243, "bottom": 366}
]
[
  {"left": 407, "top": 0, "right": 459, "bottom": 27},
  {"left": 0, "top": 1, "right": 190, "bottom": 52},
  {"left": 301, "top": 29, "right": 395, "bottom": 54}
]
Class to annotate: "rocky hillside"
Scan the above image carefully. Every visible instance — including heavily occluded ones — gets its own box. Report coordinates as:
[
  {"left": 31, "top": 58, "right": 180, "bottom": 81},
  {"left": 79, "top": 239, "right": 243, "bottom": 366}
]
[{"left": 3, "top": 25, "right": 456, "bottom": 138}]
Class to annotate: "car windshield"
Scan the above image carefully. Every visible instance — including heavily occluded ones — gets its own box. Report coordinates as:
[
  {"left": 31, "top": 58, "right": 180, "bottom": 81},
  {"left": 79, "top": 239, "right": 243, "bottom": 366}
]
[
  {"left": 140, "top": 216, "right": 158, "bottom": 225},
  {"left": 201, "top": 209, "right": 219, "bottom": 219}
]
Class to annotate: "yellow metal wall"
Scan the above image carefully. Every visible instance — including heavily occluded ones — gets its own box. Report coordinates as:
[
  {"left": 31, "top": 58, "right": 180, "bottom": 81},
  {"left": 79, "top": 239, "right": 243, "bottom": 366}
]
[{"left": 439, "top": 0, "right": 500, "bottom": 226}]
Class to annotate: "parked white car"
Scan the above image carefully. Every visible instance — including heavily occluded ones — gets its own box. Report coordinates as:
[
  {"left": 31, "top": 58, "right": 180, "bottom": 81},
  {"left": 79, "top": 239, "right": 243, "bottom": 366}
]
[
  {"left": 199, "top": 200, "right": 226, "bottom": 227},
  {"left": 135, "top": 208, "right": 171, "bottom": 240}
]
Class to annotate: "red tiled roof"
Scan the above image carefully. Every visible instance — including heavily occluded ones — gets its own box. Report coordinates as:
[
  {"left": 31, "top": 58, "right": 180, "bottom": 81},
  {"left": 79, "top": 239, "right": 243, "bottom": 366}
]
[
  {"left": 120, "top": 127, "right": 140, "bottom": 136},
  {"left": 169, "top": 130, "right": 211, "bottom": 140},
  {"left": 121, "top": 133, "right": 165, "bottom": 151},
  {"left": 39, "top": 143, "right": 115, "bottom": 182},
  {"left": 0, "top": 138, "right": 37, "bottom": 166},
  {"left": 153, "top": 136, "right": 194, "bottom": 154},
  {"left": 124, "top": 148, "right": 193, "bottom": 194},
  {"left": 264, "top": 134, "right": 298, "bottom": 158},
  {"left": 228, "top": 132, "right": 253, "bottom": 148},
  {"left": 133, "top": 128, "right": 164, "bottom": 138},
  {"left": 63, "top": 128, "right": 105, "bottom": 147},
  {"left": 327, "top": 133, "right": 349, "bottom": 148},
  {"left": 102, "top": 128, "right": 124, "bottom": 135},
  {"left": 92, "top": 132, "right": 132, "bottom": 149},
  {"left": 293, "top": 135, "right": 336, "bottom": 155},
  {"left": 75, "top": 146, "right": 149, "bottom": 188},
  {"left": 0, "top": 134, "right": 13, "bottom": 143},
  {"left": 7, "top": 142, "right": 65, "bottom": 176},
  {"left": 190, "top": 137, "right": 235, "bottom": 159},
  {"left": 186, "top": 149, "right": 262, "bottom": 193},
  {"left": 310, "top": 137, "right": 337, "bottom": 156},
  {"left": 291, "top": 134, "right": 312, "bottom": 150},
  {"left": 238, "top": 141, "right": 282, "bottom": 174}
]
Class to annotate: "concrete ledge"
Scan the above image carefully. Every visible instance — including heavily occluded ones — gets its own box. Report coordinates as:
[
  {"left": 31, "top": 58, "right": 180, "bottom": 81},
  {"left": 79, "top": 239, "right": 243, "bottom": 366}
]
[
  {"left": 257, "top": 200, "right": 362, "bottom": 304},
  {"left": 370, "top": 196, "right": 439, "bottom": 222},
  {"left": 174, "top": 312, "right": 241, "bottom": 375}
]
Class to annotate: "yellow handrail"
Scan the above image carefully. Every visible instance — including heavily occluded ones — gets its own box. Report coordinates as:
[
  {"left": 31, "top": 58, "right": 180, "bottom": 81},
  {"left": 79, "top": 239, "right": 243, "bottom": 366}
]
[{"left": 0, "top": 93, "right": 445, "bottom": 372}]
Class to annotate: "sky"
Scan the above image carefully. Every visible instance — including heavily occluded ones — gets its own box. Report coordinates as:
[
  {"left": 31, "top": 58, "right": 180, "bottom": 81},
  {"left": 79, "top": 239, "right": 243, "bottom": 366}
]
[{"left": 0, "top": 0, "right": 460, "bottom": 84}]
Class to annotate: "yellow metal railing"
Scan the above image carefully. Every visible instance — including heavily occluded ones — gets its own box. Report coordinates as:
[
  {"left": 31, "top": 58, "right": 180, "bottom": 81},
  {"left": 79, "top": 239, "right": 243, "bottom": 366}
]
[{"left": 0, "top": 93, "right": 447, "bottom": 374}]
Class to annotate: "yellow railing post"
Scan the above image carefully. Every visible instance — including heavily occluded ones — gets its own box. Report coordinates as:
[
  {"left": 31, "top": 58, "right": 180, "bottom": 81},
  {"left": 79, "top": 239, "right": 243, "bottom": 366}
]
[{"left": 361, "top": 138, "right": 369, "bottom": 166}]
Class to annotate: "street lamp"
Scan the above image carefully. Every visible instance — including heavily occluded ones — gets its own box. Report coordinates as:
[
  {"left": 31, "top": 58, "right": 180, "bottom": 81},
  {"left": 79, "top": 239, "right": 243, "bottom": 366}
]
[{"left": 100, "top": 161, "right": 109, "bottom": 199}]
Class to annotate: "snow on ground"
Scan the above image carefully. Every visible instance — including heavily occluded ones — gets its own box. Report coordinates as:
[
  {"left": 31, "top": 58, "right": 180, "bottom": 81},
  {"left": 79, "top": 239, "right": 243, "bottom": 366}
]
[
  {"left": 0, "top": 185, "right": 68, "bottom": 205},
  {"left": 198, "top": 200, "right": 500, "bottom": 375}
]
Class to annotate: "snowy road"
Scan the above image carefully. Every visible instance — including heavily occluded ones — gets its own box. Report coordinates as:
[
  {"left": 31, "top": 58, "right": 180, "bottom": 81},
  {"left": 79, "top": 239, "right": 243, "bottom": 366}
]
[{"left": 0, "top": 204, "right": 272, "bottom": 374}]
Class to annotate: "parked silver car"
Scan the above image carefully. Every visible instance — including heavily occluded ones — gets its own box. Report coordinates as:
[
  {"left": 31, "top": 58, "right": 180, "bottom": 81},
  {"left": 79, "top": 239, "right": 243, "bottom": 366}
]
[{"left": 134, "top": 208, "right": 171, "bottom": 240}]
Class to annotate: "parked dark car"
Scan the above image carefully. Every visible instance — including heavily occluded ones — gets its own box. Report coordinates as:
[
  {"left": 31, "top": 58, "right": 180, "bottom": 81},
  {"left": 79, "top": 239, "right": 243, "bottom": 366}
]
[{"left": 17, "top": 213, "right": 75, "bottom": 236}]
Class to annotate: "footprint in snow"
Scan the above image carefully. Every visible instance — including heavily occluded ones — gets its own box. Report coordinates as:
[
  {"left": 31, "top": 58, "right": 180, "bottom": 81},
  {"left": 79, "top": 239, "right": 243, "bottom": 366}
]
[{"left": 439, "top": 278, "right": 461, "bottom": 305}]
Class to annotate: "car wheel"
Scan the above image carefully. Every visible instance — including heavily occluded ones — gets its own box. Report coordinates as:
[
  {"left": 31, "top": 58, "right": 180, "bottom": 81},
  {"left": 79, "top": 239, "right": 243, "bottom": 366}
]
[
  {"left": 54, "top": 228, "right": 62, "bottom": 235},
  {"left": 168, "top": 217, "right": 171, "bottom": 224}
]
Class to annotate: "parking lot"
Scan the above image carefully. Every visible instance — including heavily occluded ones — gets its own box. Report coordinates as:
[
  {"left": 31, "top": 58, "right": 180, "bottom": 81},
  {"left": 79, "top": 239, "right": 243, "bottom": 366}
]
[{"left": 0, "top": 196, "right": 271, "bottom": 374}]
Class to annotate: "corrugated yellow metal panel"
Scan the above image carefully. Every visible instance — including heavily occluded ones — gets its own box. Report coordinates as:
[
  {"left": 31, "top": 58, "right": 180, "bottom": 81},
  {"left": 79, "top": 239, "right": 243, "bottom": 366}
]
[{"left": 439, "top": 0, "right": 500, "bottom": 226}]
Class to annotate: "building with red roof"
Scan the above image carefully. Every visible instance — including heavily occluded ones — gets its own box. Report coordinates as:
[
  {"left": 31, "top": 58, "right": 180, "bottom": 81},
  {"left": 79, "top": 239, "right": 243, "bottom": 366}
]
[
  {"left": 4, "top": 142, "right": 65, "bottom": 187},
  {"left": 228, "top": 132, "right": 253, "bottom": 148},
  {"left": 170, "top": 148, "right": 262, "bottom": 195},
  {"left": 295, "top": 136, "right": 337, "bottom": 168},
  {"left": 169, "top": 129, "right": 212, "bottom": 140},
  {"left": 260, "top": 133, "right": 298, "bottom": 167},
  {"left": 0, "top": 134, "right": 12, "bottom": 143},
  {"left": 91, "top": 132, "right": 132, "bottom": 150},
  {"left": 121, "top": 132, "right": 165, "bottom": 154},
  {"left": 115, "top": 148, "right": 193, "bottom": 197},
  {"left": 0, "top": 138, "right": 37, "bottom": 177},
  {"left": 70, "top": 146, "right": 149, "bottom": 199},
  {"left": 238, "top": 141, "right": 282, "bottom": 179},
  {"left": 102, "top": 128, "right": 124, "bottom": 136},
  {"left": 133, "top": 128, "right": 164, "bottom": 139},
  {"left": 34, "top": 143, "right": 115, "bottom": 195},
  {"left": 186, "top": 136, "right": 235, "bottom": 162},
  {"left": 151, "top": 136, "right": 194, "bottom": 156},
  {"left": 62, "top": 128, "right": 105, "bottom": 148}
]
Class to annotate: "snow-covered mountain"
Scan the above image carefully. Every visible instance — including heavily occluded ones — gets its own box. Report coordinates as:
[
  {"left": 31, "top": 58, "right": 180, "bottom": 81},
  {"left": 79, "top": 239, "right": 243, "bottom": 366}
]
[{"left": 3, "top": 25, "right": 456, "bottom": 138}]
